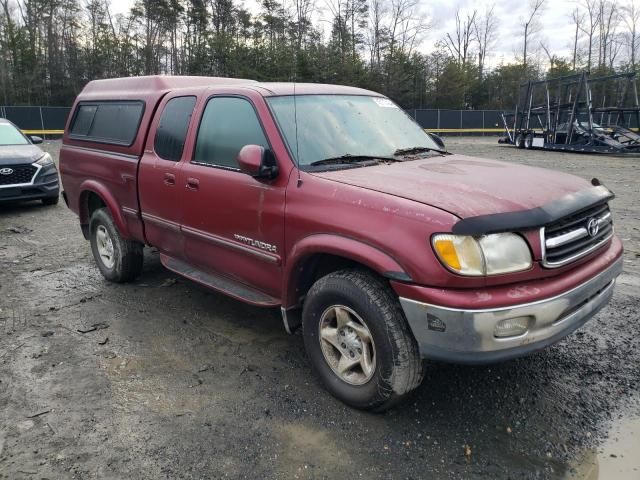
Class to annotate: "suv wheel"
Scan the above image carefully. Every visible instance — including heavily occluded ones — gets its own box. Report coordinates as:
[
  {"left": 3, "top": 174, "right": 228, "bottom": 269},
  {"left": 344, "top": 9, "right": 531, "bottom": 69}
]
[
  {"left": 89, "top": 208, "right": 143, "bottom": 282},
  {"left": 302, "top": 270, "right": 424, "bottom": 411}
]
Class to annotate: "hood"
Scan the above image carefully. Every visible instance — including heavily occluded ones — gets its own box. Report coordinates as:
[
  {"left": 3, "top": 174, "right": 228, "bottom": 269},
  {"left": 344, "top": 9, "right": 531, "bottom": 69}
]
[
  {"left": 0, "top": 145, "right": 44, "bottom": 166},
  {"left": 313, "top": 154, "right": 591, "bottom": 219}
]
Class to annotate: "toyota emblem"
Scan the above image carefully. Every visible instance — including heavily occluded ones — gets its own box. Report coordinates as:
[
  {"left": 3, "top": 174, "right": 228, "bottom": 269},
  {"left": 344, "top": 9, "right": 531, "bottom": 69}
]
[
  {"left": 0, "top": 167, "right": 14, "bottom": 175},
  {"left": 587, "top": 218, "right": 599, "bottom": 237}
]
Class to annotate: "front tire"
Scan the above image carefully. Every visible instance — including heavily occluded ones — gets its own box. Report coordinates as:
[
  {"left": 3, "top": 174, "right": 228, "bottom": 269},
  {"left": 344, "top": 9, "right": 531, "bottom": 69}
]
[
  {"left": 89, "top": 208, "right": 143, "bottom": 283},
  {"left": 302, "top": 270, "right": 424, "bottom": 411}
]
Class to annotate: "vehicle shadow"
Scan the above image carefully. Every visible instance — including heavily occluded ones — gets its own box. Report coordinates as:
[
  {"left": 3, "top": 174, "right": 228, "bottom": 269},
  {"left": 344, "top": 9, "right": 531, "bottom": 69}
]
[{"left": 0, "top": 199, "right": 55, "bottom": 215}]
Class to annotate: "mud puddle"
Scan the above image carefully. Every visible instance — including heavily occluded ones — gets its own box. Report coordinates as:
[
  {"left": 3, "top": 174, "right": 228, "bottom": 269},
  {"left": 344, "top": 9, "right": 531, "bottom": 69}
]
[{"left": 567, "top": 413, "right": 640, "bottom": 479}]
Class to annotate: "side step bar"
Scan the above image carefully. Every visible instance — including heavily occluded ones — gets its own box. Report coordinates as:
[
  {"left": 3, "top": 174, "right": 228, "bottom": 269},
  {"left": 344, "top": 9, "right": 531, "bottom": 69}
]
[{"left": 160, "top": 254, "right": 280, "bottom": 307}]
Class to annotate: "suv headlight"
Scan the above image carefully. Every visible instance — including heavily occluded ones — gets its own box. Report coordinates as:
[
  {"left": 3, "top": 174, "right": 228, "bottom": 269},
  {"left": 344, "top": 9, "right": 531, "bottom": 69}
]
[
  {"left": 432, "top": 233, "right": 532, "bottom": 276},
  {"left": 34, "top": 153, "right": 53, "bottom": 166}
]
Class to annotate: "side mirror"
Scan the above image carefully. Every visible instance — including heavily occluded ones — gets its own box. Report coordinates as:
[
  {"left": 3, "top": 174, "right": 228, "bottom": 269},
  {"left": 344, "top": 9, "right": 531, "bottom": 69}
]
[
  {"left": 427, "top": 132, "right": 445, "bottom": 150},
  {"left": 237, "top": 145, "right": 279, "bottom": 180},
  {"left": 30, "top": 135, "right": 43, "bottom": 145}
]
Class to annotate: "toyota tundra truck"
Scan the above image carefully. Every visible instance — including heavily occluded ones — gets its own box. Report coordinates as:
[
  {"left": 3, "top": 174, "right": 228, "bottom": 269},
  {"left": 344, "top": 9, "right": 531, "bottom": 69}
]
[{"left": 59, "top": 76, "right": 623, "bottom": 411}]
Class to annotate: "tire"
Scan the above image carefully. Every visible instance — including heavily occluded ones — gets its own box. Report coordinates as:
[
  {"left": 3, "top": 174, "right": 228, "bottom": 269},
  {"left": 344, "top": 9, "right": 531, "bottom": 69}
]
[
  {"left": 302, "top": 269, "right": 424, "bottom": 412},
  {"left": 515, "top": 133, "right": 525, "bottom": 149},
  {"left": 42, "top": 195, "right": 59, "bottom": 206},
  {"left": 89, "top": 208, "right": 143, "bottom": 283},
  {"left": 524, "top": 133, "right": 534, "bottom": 149}
]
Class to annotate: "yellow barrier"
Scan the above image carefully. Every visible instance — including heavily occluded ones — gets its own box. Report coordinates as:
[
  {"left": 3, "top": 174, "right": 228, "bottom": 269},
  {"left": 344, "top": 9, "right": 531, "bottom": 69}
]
[
  {"left": 21, "top": 129, "right": 65, "bottom": 135},
  {"left": 425, "top": 128, "right": 505, "bottom": 133}
]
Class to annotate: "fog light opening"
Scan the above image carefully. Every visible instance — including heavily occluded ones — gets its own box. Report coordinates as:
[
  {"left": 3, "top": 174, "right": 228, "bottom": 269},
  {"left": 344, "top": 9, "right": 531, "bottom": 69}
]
[{"left": 494, "top": 316, "right": 533, "bottom": 338}]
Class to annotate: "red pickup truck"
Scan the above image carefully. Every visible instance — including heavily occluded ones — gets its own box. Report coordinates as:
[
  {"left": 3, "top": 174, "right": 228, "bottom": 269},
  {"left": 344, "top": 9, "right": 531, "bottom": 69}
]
[{"left": 60, "top": 76, "right": 623, "bottom": 411}]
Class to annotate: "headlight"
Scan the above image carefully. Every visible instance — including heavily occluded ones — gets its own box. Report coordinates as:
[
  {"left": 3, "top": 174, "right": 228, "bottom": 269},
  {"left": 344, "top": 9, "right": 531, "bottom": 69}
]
[
  {"left": 432, "top": 233, "right": 532, "bottom": 276},
  {"left": 34, "top": 153, "right": 53, "bottom": 166}
]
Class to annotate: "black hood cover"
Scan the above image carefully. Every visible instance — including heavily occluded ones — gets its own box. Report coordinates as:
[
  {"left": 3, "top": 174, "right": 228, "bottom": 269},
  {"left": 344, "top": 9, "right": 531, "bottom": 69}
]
[{"left": 0, "top": 145, "right": 44, "bottom": 166}]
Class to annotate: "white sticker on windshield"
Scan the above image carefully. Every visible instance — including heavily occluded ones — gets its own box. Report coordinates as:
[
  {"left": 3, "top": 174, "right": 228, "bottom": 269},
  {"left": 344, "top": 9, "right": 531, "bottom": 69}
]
[{"left": 373, "top": 97, "right": 398, "bottom": 108}]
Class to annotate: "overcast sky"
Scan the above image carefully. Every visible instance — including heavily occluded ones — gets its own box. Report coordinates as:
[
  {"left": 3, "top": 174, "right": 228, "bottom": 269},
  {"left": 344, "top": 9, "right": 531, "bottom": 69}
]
[{"left": 109, "top": 0, "right": 635, "bottom": 67}]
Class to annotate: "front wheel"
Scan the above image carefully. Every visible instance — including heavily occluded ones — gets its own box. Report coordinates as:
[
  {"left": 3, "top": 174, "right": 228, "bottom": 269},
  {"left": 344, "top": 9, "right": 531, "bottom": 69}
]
[
  {"left": 89, "top": 208, "right": 143, "bottom": 283},
  {"left": 302, "top": 270, "right": 424, "bottom": 411}
]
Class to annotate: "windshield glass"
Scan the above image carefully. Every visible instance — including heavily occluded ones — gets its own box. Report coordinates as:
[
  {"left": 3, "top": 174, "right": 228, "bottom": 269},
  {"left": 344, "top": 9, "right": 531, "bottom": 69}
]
[
  {"left": 0, "top": 123, "right": 29, "bottom": 146},
  {"left": 266, "top": 95, "right": 440, "bottom": 167}
]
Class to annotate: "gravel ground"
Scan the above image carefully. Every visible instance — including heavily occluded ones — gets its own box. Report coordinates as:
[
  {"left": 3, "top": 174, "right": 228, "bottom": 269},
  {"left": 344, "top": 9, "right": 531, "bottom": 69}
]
[{"left": 0, "top": 138, "right": 638, "bottom": 479}]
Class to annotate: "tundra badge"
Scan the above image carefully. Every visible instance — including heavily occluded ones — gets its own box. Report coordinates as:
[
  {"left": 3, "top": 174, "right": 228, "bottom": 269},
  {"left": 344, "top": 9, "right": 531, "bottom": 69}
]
[{"left": 233, "top": 234, "right": 277, "bottom": 253}]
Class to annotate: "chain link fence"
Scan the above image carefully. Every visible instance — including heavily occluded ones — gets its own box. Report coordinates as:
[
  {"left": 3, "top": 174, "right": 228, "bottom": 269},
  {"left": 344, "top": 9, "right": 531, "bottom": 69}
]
[
  {"left": 2, "top": 105, "right": 510, "bottom": 137},
  {"left": 409, "top": 109, "right": 508, "bottom": 134},
  {"left": 2, "top": 105, "right": 637, "bottom": 137},
  {"left": 1, "top": 106, "right": 70, "bottom": 135}
]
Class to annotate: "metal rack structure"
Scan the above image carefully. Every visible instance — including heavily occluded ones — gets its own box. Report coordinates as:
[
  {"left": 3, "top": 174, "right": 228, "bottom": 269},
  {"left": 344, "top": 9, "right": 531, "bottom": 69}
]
[{"left": 500, "top": 72, "right": 640, "bottom": 155}]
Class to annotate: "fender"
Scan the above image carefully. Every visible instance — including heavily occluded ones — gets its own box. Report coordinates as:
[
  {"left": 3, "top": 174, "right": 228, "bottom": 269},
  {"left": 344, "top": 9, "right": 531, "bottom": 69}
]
[
  {"left": 283, "top": 233, "right": 411, "bottom": 308},
  {"left": 78, "top": 179, "right": 131, "bottom": 239}
]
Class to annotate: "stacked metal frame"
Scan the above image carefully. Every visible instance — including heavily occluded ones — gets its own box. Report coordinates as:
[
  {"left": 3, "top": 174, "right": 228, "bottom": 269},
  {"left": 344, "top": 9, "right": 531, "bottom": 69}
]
[{"left": 501, "top": 72, "right": 640, "bottom": 155}]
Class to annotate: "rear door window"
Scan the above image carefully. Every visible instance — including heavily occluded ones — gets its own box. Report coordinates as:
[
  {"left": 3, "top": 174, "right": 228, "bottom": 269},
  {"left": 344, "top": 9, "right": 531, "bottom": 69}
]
[
  {"left": 69, "top": 101, "right": 144, "bottom": 146},
  {"left": 154, "top": 96, "right": 197, "bottom": 161},
  {"left": 193, "top": 97, "right": 268, "bottom": 169}
]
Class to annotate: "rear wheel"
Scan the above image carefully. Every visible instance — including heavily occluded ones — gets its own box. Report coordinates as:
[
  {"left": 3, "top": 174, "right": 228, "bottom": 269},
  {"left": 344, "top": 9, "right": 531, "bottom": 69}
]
[
  {"left": 89, "top": 208, "right": 143, "bottom": 283},
  {"left": 302, "top": 270, "right": 424, "bottom": 411},
  {"left": 515, "top": 133, "right": 525, "bottom": 148}
]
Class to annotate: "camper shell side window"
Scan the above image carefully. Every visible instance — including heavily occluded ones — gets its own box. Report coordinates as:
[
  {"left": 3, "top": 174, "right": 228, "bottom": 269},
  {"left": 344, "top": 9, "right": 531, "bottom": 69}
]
[{"left": 69, "top": 101, "right": 145, "bottom": 147}]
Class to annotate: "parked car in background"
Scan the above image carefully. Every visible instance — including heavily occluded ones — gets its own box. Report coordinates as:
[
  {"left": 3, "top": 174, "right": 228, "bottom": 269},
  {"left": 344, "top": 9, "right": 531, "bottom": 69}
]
[
  {"left": 60, "top": 76, "right": 622, "bottom": 411},
  {"left": 0, "top": 118, "right": 59, "bottom": 206}
]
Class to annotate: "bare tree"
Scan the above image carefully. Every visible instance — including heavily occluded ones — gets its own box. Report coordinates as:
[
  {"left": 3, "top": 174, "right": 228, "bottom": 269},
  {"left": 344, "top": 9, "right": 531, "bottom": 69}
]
[
  {"left": 521, "top": 0, "right": 545, "bottom": 68},
  {"left": 387, "top": 0, "right": 429, "bottom": 59},
  {"left": 365, "top": 0, "right": 386, "bottom": 68},
  {"left": 597, "top": 0, "right": 619, "bottom": 69},
  {"left": 606, "top": 32, "right": 624, "bottom": 69},
  {"left": 444, "top": 7, "right": 477, "bottom": 67},
  {"left": 540, "top": 40, "right": 553, "bottom": 69},
  {"left": 570, "top": 7, "right": 584, "bottom": 71},
  {"left": 473, "top": 3, "right": 497, "bottom": 78},
  {"left": 293, "top": 0, "right": 316, "bottom": 51},
  {"left": 579, "top": 0, "right": 600, "bottom": 72},
  {"left": 622, "top": 0, "right": 639, "bottom": 69}
]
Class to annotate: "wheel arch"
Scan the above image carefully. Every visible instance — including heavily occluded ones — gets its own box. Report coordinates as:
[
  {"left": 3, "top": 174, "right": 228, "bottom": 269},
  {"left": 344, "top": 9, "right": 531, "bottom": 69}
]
[
  {"left": 78, "top": 180, "right": 130, "bottom": 240},
  {"left": 282, "top": 234, "right": 411, "bottom": 309}
]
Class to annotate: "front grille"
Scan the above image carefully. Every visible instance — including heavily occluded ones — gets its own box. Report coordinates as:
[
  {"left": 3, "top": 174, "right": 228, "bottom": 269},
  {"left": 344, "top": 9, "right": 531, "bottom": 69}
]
[
  {"left": 0, "top": 164, "right": 37, "bottom": 186},
  {"left": 542, "top": 202, "right": 613, "bottom": 267}
]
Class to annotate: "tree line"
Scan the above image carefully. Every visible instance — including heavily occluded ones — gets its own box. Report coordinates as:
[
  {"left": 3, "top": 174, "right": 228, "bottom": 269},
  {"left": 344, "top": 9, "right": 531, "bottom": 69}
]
[{"left": 0, "top": 0, "right": 638, "bottom": 110}]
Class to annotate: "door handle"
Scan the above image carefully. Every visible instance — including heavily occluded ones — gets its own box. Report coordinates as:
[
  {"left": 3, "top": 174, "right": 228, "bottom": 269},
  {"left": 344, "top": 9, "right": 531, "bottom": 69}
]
[
  {"left": 186, "top": 177, "right": 200, "bottom": 191},
  {"left": 163, "top": 173, "right": 176, "bottom": 186}
]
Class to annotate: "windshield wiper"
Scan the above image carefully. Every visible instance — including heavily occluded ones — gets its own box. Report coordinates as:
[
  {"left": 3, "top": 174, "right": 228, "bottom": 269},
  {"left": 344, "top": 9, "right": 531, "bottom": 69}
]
[
  {"left": 309, "top": 154, "right": 396, "bottom": 166},
  {"left": 393, "top": 146, "right": 440, "bottom": 156}
]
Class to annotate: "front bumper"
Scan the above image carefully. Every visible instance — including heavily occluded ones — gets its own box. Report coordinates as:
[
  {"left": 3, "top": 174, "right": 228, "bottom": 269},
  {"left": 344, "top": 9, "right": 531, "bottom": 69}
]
[
  {"left": 0, "top": 164, "right": 59, "bottom": 203},
  {"left": 399, "top": 256, "right": 623, "bottom": 364}
]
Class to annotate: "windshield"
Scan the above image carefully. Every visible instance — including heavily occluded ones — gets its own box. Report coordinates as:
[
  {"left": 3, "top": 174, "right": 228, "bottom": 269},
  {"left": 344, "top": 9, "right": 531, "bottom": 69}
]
[
  {"left": 266, "top": 95, "right": 440, "bottom": 167},
  {"left": 0, "top": 123, "right": 29, "bottom": 146}
]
